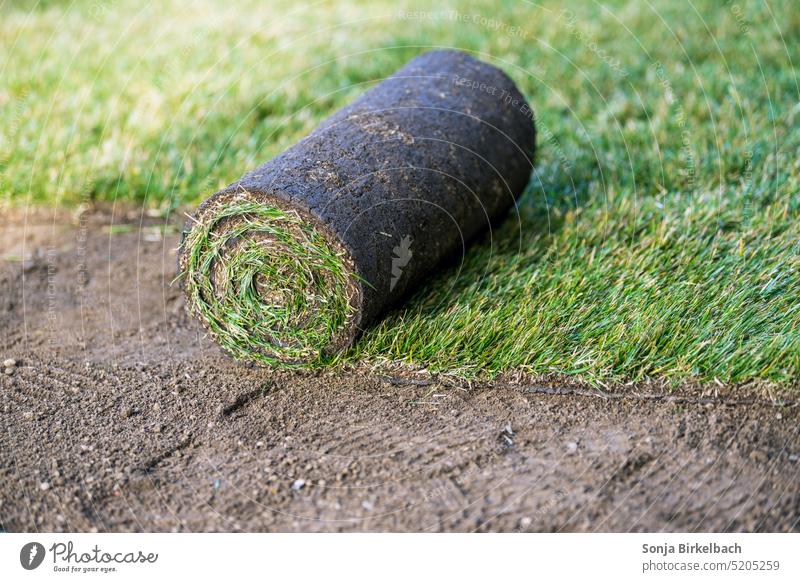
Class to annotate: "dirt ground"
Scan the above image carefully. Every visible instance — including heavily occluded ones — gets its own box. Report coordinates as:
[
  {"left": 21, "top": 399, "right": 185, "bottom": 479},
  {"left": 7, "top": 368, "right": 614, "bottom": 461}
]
[{"left": 1, "top": 207, "right": 798, "bottom": 532}]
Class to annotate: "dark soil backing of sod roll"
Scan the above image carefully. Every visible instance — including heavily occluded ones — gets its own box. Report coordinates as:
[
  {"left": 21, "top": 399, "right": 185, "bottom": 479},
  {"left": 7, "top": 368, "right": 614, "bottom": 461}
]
[{"left": 179, "top": 49, "right": 536, "bottom": 366}]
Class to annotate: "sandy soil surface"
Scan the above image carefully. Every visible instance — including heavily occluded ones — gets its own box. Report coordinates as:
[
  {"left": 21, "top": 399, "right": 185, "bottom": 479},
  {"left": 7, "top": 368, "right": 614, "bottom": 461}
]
[{"left": 1, "top": 207, "right": 798, "bottom": 532}]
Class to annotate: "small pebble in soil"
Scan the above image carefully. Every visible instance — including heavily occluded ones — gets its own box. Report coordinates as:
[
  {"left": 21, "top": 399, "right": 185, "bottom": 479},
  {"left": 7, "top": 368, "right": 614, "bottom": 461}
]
[
  {"left": 499, "top": 424, "right": 514, "bottom": 447},
  {"left": 361, "top": 500, "right": 374, "bottom": 511},
  {"left": 291, "top": 479, "right": 306, "bottom": 491},
  {"left": 4, "top": 367, "right": 14, "bottom": 376},
  {"left": 566, "top": 442, "right": 579, "bottom": 454},
  {"left": 39, "top": 481, "right": 51, "bottom": 491},
  {"left": 3, "top": 358, "right": 17, "bottom": 368}
]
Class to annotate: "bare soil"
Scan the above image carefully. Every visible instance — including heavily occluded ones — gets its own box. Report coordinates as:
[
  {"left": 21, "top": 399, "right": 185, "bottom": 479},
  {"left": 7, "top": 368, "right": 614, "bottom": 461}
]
[{"left": 1, "top": 207, "right": 798, "bottom": 532}]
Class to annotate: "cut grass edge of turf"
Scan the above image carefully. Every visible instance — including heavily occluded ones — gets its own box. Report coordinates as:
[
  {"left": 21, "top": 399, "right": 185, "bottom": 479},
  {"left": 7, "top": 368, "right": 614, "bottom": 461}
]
[{"left": 270, "top": 359, "right": 800, "bottom": 401}]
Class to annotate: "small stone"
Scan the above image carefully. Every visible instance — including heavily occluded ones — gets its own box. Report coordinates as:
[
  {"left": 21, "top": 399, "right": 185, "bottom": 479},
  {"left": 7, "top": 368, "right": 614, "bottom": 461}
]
[
  {"left": 519, "top": 516, "right": 532, "bottom": 528},
  {"left": 776, "top": 413, "right": 782, "bottom": 420},
  {"left": 291, "top": 479, "right": 306, "bottom": 491},
  {"left": 39, "top": 481, "right": 51, "bottom": 491},
  {"left": 23, "top": 411, "right": 34, "bottom": 420},
  {"left": 3, "top": 358, "right": 17, "bottom": 368},
  {"left": 4, "top": 367, "right": 14, "bottom": 376},
  {"left": 361, "top": 500, "right": 374, "bottom": 511},
  {"left": 256, "top": 441, "right": 264, "bottom": 448},
  {"left": 749, "top": 450, "right": 768, "bottom": 463},
  {"left": 566, "top": 441, "right": 578, "bottom": 453}
]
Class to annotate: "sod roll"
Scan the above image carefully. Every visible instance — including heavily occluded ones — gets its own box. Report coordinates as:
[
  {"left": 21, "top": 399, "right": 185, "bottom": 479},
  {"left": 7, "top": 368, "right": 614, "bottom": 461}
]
[{"left": 179, "top": 50, "right": 536, "bottom": 366}]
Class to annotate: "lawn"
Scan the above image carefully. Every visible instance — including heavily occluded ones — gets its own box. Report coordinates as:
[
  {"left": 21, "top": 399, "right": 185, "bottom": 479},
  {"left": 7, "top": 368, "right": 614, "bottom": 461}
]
[{"left": 2, "top": 0, "right": 798, "bottom": 383}]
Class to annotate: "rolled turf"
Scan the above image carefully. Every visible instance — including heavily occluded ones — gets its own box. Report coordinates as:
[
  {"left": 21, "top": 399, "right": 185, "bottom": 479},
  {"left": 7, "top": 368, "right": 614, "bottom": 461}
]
[{"left": 179, "top": 50, "right": 536, "bottom": 367}]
